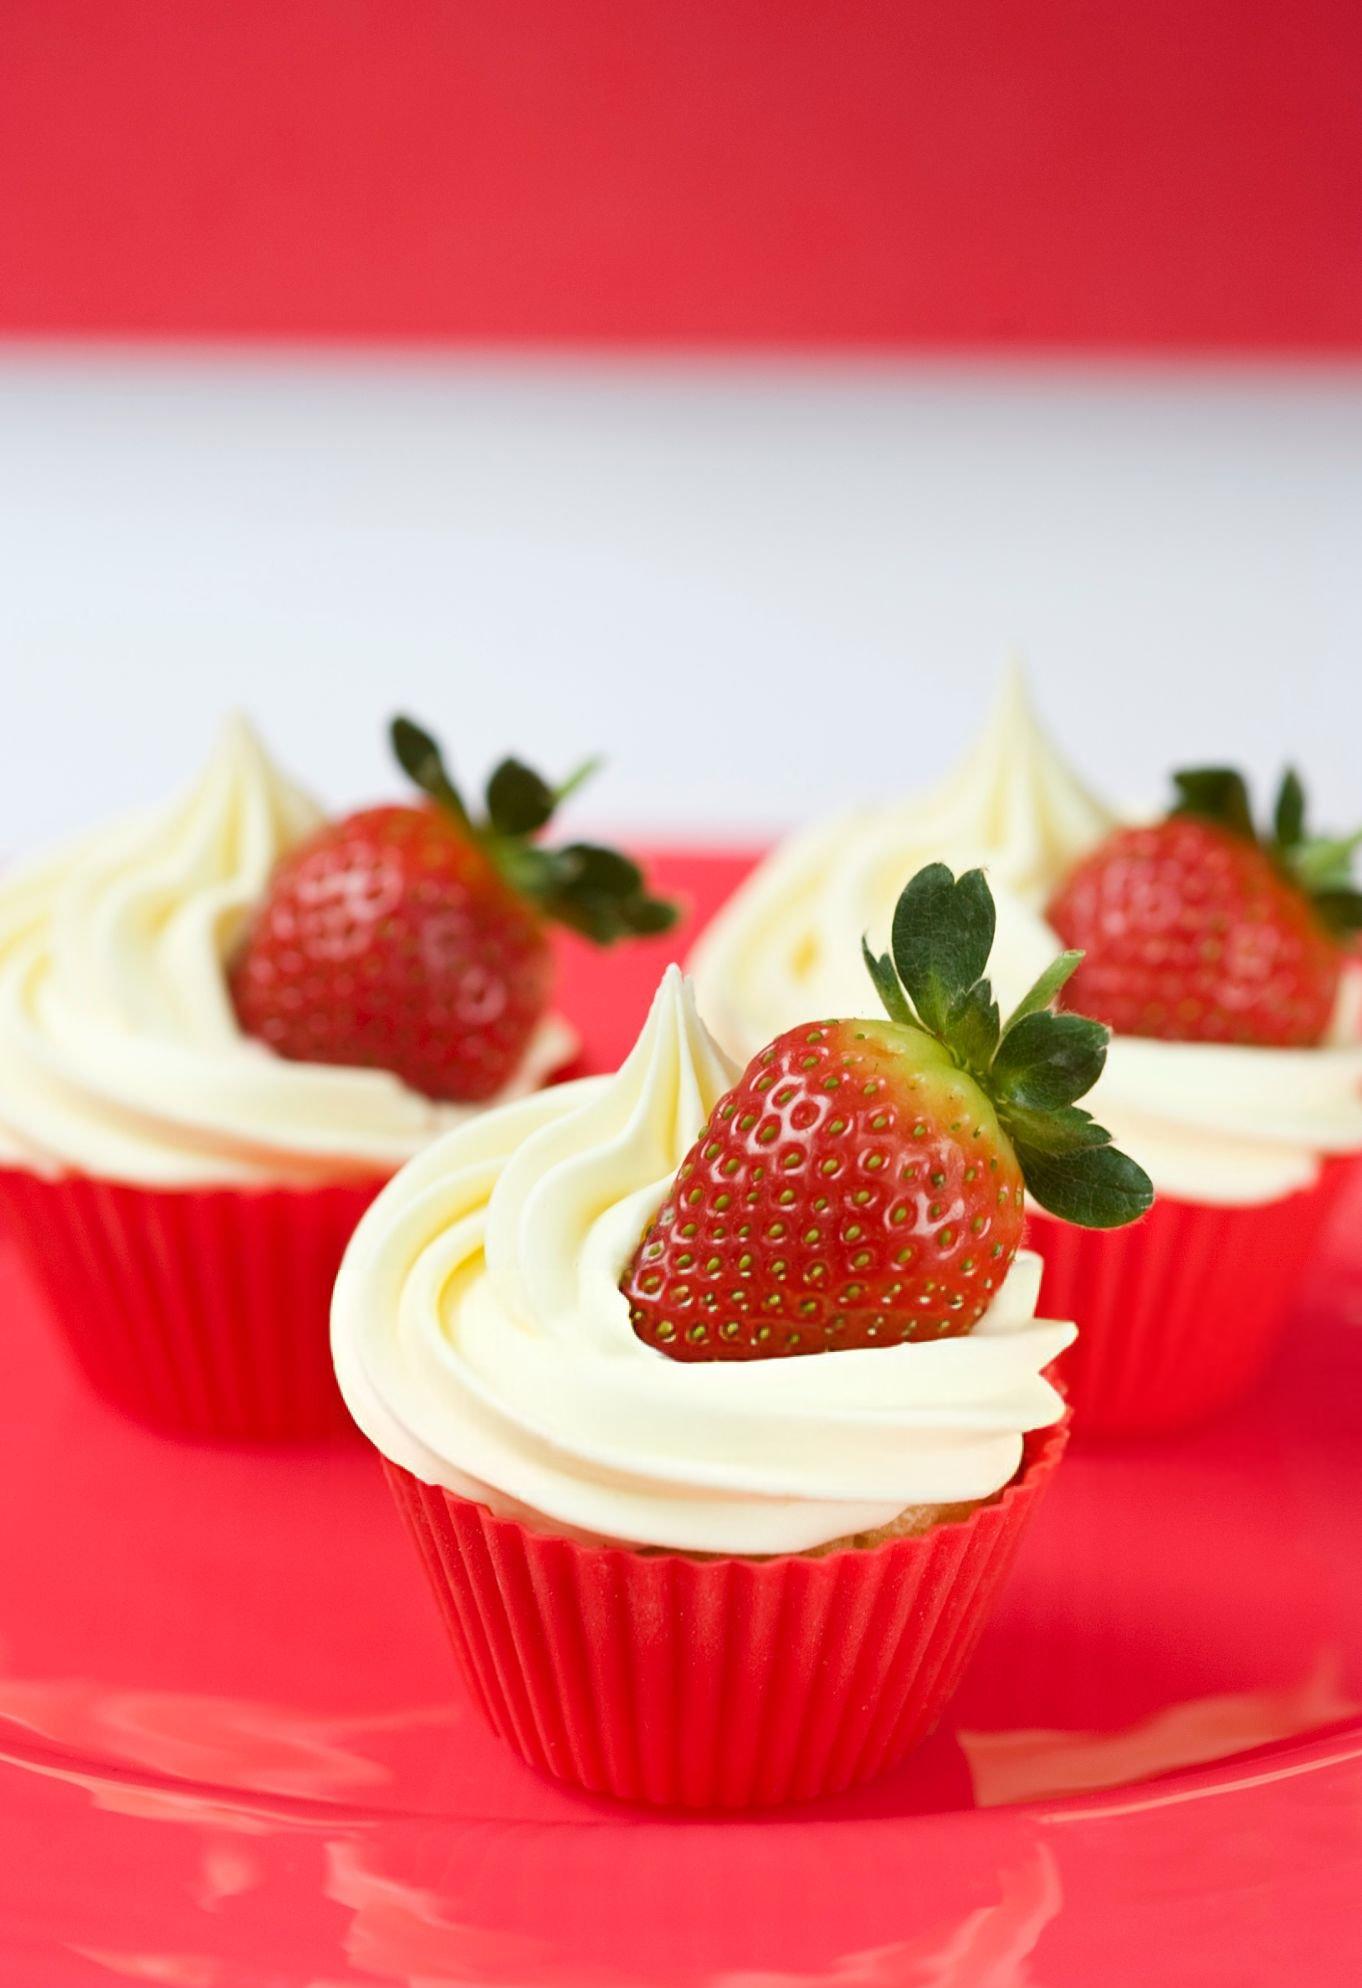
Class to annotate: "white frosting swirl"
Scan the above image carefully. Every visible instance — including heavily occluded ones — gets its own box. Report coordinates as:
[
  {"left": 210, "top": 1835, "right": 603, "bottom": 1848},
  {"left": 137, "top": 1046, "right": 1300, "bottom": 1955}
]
[
  {"left": 1094, "top": 1033, "right": 1362, "bottom": 1204},
  {"left": 332, "top": 968, "right": 1074, "bottom": 1556},
  {"left": 0, "top": 717, "right": 574, "bottom": 1187},
  {"left": 691, "top": 668, "right": 1362, "bottom": 1208},
  {"left": 691, "top": 664, "right": 1114, "bottom": 1049}
]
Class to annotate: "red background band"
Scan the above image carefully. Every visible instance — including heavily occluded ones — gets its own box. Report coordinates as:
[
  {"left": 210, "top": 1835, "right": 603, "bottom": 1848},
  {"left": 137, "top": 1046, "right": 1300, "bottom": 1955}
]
[{"left": 3, "top": 0, "right": 1360, "bottom": 349}]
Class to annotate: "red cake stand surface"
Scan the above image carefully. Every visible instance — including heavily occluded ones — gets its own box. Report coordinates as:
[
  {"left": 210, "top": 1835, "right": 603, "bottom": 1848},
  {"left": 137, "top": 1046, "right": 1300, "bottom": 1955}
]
[{"left": 1, "top": 852, "right": 1360, "bottom": 1986}]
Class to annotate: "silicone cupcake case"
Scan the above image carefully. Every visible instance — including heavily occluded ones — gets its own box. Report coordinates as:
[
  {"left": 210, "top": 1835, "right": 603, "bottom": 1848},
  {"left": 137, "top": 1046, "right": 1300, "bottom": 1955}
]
[
  {"left": 0, "top": 1168, "right": 384, "bottom": 1440},
  {"left": 1030, "top": 1159, "right": 1352, "bottom": 1436},
  {"left": 383, "top": 1417, "right": 1067, "bottom": 1810}
]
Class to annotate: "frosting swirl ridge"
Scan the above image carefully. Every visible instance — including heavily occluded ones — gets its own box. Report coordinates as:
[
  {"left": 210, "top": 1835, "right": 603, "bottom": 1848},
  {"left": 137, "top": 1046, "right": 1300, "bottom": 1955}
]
[
  {"left": 332, "top": 967, "right": 1074, "bottom": 1555},
  {"left": 0, "top": 717, "right": 572, "bottom": 1185},
  {"left": 690, "top": 670, "right": 1362, "bottom": 1206}
]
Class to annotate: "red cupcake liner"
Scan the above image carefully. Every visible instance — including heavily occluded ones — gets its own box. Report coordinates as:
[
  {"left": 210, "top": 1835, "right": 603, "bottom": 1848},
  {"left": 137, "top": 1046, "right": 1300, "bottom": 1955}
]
[
  {"left": 0, "top": 1167, "right": 384, "bottom": 1440},
  {"left": 382, "top": 1417, "right": 1068, "bottom": 1811},
  {"left": 1029, "top": 1159, "right": 1350, "bottom": 1439}
]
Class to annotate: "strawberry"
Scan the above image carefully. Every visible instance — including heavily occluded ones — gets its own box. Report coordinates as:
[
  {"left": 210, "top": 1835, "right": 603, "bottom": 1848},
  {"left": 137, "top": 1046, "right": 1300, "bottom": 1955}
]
[
  {"left": 1048, "top": 769, "right": 1362, "bottom": 1049},
  {"left": 231, "top": 718, "right": 676, "bottom": 1102},
  {"left": 624, "top": 863, "right": 1151, "bottom": 1361}
]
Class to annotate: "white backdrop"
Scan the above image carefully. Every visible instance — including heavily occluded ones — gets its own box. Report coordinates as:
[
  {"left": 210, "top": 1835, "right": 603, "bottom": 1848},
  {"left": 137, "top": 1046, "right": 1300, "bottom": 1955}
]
[{"left": 2, "top": 350, "right": 1359, "bottom": 850}]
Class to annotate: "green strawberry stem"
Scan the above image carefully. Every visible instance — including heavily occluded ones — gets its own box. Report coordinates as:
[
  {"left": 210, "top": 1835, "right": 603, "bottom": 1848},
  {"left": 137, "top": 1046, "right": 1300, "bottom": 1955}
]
[
  {"left": 391, "top": 716, "right": 678, "bottom": 945},
  {"left": 1172, "top": 765, "right": 1362, "bottom": 942},
  {"left": 865, "top": 863, "right": 1154, "bottom": 1229}
]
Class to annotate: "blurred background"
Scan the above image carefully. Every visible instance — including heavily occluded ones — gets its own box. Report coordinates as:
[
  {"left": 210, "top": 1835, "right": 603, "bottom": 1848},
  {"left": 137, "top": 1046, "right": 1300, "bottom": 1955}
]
[{"left": 3, "top": 1, "right": 1360, "bottom": 848}]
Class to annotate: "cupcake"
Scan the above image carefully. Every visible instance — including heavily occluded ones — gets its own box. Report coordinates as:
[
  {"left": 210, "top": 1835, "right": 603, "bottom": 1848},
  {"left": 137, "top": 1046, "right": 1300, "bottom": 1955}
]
[
  {"left": 692, "top": 669, "right": 1362, "bottom": 1435},
  {"left": 1038, "top": 764, "right": 1362, "bottom": 1432},
  {"left": 0, "top": 714, "right": 671, "bottom": 1439},
  {"left": 333, "top": 863, "right": 1147, "bottom": 1807}
]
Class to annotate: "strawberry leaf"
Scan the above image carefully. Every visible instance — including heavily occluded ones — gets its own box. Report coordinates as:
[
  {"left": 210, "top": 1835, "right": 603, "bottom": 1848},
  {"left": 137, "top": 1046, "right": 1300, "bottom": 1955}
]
[
  {"left": 1015, "top": 1140, "right": 1154, "bottom": 1229},
  {"left": 1274, "top": 768, "right": 1306, "bottom": 850},
  {"left": 548, "top": 889, "right": 676, "bottom": 942},
  {"left": 992, "top": 1010, "right": 1109, "bottom": 1110},
  {"left": 558, "top": 843, "right": 645, "bottom": 897},
  {"left": 890, "top": 864, "right": 995, "bottom": 1037},
  {"left": 946, "top": 978, "right": 1000, "bottom": 1077},
  {"left": 629, "top": 896, "right": 682, "bottom": 935},
  {"left": 1003, "top": 949, "right": 1084, "bottom": 1030},
  {"left": 999, "top": 1101, "right": 1109, "bottom": 1156},
  {"left": 538, "top": 843, "right": 676, "bottom": 943},
  {"left": 862, "top": 939, "right": 917, "bottom": 1028},
  {"left": 485, "top": 758, "right": 558, "bottom": 837},
  {"left": 1172, "top": 767, "right": 1255, "bottom": 842},
  {"left": 1292, "top": 832, "right": 1362, "bottom": 893},
  {"left": 1312, "top": 887, "right": 1362, "bottom": 941},
  {"left": 390, "top": 716, "right": 471, "bottom": 829}
]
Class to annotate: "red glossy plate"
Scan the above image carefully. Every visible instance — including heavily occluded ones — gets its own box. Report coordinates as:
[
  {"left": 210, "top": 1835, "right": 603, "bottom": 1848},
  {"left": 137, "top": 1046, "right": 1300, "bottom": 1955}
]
[{"left": 3, "top": 852, "right": 1361, "bottom": 1986}]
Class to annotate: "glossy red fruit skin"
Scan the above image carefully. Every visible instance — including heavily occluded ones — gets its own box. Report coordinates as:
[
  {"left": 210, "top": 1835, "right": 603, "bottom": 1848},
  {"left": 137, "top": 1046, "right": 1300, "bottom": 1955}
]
[
  {"left": 231, "top": 804, "right": 552, "bottom": 1103},
  {"left": 1049, "top": 818, "right": 1341, "bottom": 1049},
  {"left": 623, "top": 1019, "right": 1025, "bottom": 1362}
]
